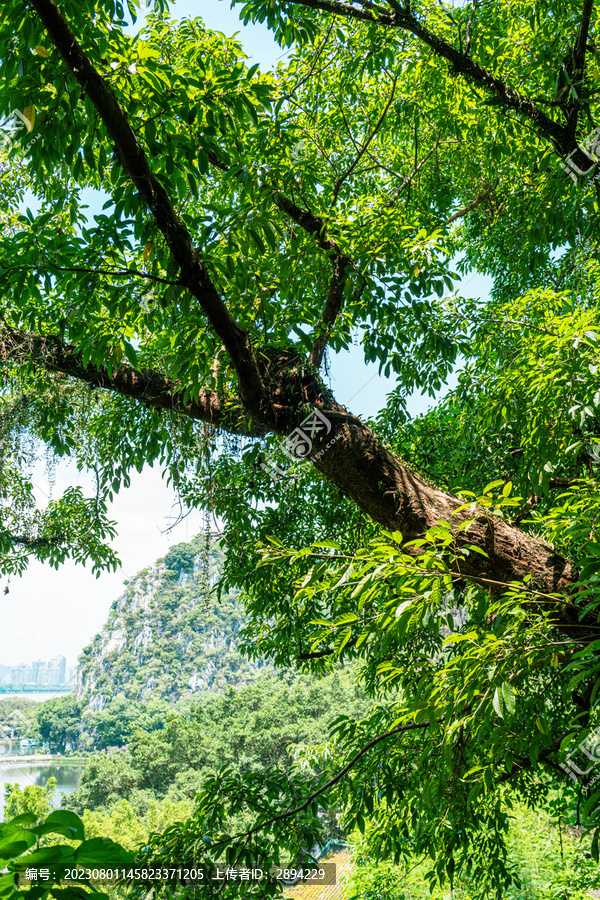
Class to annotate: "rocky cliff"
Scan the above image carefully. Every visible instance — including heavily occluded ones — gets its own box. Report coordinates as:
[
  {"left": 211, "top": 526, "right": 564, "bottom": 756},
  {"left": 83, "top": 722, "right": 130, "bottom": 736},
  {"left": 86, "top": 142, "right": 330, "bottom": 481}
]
[{"left": 76, "top": 537, "right": 267, "bottom": 712}]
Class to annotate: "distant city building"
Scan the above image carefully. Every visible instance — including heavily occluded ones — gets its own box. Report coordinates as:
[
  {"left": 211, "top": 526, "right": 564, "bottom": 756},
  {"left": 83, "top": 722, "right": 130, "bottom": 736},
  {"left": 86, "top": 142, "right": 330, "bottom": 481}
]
[{"left": 0, "top": 655, "right": 72, "bottom": 686}]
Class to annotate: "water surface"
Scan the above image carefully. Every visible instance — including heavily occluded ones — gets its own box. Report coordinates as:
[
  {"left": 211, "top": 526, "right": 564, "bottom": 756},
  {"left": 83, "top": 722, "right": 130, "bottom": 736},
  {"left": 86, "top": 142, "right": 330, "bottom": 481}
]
[{"left": 0, "top": 761, "right": 83, "bottom": 821}]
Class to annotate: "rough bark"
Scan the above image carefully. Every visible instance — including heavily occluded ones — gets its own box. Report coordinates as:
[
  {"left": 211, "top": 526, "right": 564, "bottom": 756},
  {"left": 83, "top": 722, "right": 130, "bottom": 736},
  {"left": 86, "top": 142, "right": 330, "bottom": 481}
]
[
  {"left": 0, "top": 328, "right": 260, "bottom": 436},
  {"left": 311, "top": 420, "right": 575, "bottom": 593},
  {"left": 18, "top": 0, "right": 596, "bottom": 642},
  {"left": 4, "top": 326, "right": 592, "bottom": 640},
  {"left": 28, "top": 0, "right": 268, "bottom": 423}
]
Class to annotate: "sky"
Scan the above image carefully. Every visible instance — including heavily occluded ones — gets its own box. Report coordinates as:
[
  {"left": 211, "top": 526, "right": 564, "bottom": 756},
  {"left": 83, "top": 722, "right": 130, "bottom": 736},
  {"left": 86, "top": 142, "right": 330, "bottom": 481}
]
[{"left": 0, "top": 1, "right": 493, "bottom": 667}]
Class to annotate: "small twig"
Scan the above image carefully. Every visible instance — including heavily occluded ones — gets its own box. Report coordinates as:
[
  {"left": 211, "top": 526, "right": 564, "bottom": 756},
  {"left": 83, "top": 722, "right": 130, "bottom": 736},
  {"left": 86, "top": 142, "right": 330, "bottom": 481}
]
[
  {"left": 0, "top": 260, "right": 181, "bottom": 287},
  {"left": 205, "top": 721, "right": 429, "bottom": 853},
  {"left": 444, "top": 182, "right": 495, "bottom": 224}
]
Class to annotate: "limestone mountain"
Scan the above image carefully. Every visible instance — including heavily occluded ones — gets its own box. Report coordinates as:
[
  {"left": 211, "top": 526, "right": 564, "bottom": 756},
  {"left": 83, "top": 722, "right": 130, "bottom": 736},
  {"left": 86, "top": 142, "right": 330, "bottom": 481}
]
[{"left": 76, "top": 537, "right": 268, "bottom": 711}]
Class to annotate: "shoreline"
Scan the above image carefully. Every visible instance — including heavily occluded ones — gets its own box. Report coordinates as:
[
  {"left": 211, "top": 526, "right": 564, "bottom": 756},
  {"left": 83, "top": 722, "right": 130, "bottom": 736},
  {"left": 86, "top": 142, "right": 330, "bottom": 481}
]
[{"left": 0, "top": 755, "right": 86, "bottom": 768}]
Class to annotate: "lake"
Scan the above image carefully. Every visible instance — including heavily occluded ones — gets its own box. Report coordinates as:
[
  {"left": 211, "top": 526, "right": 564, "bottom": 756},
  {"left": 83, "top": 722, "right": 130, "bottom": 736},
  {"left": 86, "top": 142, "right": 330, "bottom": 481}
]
[{"left": 0, "top": 760, "right": 83, "bottom": 821}]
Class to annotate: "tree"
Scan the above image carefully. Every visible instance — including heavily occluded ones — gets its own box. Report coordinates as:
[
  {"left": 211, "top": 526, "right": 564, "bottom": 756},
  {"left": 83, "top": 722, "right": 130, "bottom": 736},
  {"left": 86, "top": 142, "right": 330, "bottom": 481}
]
[
  {"left": 63, "top": 750, "right": 140, "bottom": 811},
  {"left": 3, "top": 778, "right": 56, "bottom": 822},
  {"left": 88, "top": 695, "right": 169, "bottom": 748},
  {"left": 163, "top": 541, "right": 197, "bottom": 578},
  {"left": 2, "top": 0, "right": 600, "bottom": 894},
  {"left": 36, "top": 696, "right": 81, "bottom": 752}
]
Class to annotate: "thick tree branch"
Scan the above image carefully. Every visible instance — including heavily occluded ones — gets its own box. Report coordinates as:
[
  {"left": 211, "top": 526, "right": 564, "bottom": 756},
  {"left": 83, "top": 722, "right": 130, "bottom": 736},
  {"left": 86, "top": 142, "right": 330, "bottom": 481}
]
[
  {"left": 281, "top": 0, "right": 396, "bottom": 24},
  {"left": 569, "top": 0, "right": 596, "bottom": 134},
  {"left": 308, "top": 253, "right": 353, "bottom": 367},
  {"left": 4, "top": 325, "right": 591, "bottom": 637},
  {"left": 267, "top": 192, "right": 355, "bottom": 365},
  {"left": 575, "top": 0, "right": 595, "bottom": 91},
  {"left": 307, "top": 422, "right": 591, "bottom": 634},
  {"left": 0, "top": 326, "right": 260, "bottom": 436},
  {"left": 29, "top": 0, "right": 267, "bottom": 421},
  {"left": 9, "top": 1, "right": 594, "bottom": 640}
]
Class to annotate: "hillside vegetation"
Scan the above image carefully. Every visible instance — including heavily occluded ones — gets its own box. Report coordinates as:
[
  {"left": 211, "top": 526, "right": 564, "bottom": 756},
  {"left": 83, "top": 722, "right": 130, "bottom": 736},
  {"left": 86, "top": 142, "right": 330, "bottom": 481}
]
[{"left": 77, "top": 537, "right": 269, "bottom": 714}]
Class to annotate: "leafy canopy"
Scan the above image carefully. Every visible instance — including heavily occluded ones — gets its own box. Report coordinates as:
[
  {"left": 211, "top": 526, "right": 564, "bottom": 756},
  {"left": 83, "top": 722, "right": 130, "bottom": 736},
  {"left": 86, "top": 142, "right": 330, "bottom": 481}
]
[{"left": 2, "top": 0, "right": 600, "bottom": 895}]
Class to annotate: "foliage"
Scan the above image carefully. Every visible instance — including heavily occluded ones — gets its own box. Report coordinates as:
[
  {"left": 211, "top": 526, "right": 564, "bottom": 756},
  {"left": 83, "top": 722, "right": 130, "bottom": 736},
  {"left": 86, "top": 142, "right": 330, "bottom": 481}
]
[
  {"left": 377, "top": 288, "right": 600, "bottom": 499},
  {"left": 81, "top": 797, "right": 193, "bottom": 853},
  {"left": 0, "top": 810, "right": 134, "bottom": 900},
  {"left": 3, "top": 779, "right": 57, "bottom": 823},
  {"left": 344, "top": 799, "right": 600, "bottom": 899},
  {"left": 1, "top": 0, "right": 600, "bottom": 896},
  {"left": 162, "top": 543, "right": 197, "bottom": 579},
  {"left": 65, "top": 666, "right": 366, "bottom": 813},
  {"left": 0, "top": 699, "right": 41, "bottom": 729},
  {"left": 35, "top": 697, "right": 82, "bottom": 753},
  {"left": 88, "top": 697, "right": 170, "bottom": 750}
]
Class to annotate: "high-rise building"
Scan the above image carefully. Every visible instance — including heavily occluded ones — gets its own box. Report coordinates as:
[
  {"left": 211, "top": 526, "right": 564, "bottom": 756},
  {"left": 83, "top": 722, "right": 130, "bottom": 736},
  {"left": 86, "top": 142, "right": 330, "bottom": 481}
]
[
  {"left": 3, "top": 655, "right": 70, "bottom": 685},
  {"left": 52, "top": 656, "right": 67, "bottom": 684}
]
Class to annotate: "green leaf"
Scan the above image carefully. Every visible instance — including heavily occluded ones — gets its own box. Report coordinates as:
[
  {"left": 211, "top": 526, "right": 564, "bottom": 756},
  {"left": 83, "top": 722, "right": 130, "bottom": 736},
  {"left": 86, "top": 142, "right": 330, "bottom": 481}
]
[
  {"left": 43, "top": 811, "right": 85, "bottom": 842},
  {"left": 502, "top": 682, "right": 516, "bottom": 715}
]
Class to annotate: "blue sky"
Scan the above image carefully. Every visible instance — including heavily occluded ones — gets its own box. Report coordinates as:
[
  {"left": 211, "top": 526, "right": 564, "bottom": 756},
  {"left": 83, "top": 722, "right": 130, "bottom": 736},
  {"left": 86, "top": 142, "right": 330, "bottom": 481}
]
[{"left": 0, "top": 0, "right": 491, "bottom": 666}]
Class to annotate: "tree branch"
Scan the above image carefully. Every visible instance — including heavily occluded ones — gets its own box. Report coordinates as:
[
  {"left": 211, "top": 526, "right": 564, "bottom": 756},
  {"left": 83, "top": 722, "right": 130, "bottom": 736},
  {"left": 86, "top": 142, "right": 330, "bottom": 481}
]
[
  {"left": 29, "top": 0, "right": 267, "bottom": 421},
  {"left": 569, "top": 0, "right": 596, "bottom": 134},
  {"left": 266, "top": 190, "right": 356, "bottom": 367},
  {"left": 0, "top": 326, "right": 261, "bottom": 436},
  {"left": 464, "top": 0, "right": 478, "bottom": 55},
  {"left": 574, "top": 0, "right": 595, "bottom": 92},
  {"left": 385, "top": 140, "right": 440, "bottom": 207},
  {"left": 283, "top": 0, "right": 575, "bottom": 155},
  {"left": 1, "top": 261, "right": 181, "bottom": 288},
  {"left": 213, "top": 722, "right": 429, "bottom": 848},
  {"left": 282, "top": 0, "right": 396, "bottom": 24},
  {"left": 331, "top": 72, "right": 399, "bottom": 205},
  {"left": 203, "top": 148, "right": 356, "bottom": 367},
  {"left": 308, "top": 253, "right": 353, "bottom": 367},
  {"left": 444, "top": 182, "right": 495, "bottom": 224}
]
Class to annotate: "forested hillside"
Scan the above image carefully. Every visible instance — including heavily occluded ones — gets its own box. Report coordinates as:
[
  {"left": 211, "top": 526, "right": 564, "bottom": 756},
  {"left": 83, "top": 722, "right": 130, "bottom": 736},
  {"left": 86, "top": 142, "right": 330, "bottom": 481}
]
[{"left": 77, "top": 537, "right": 269, "bottom": 712}]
